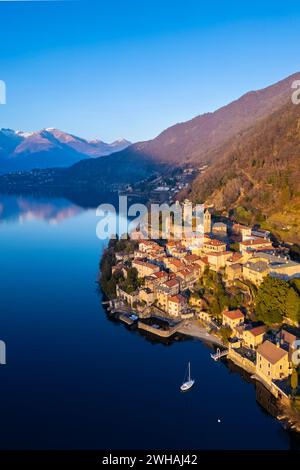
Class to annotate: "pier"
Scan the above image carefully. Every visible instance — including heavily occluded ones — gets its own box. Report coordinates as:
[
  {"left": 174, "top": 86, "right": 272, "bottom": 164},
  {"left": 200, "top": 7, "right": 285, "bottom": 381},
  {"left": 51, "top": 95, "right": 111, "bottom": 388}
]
[{"left": 210, "top": 348, "right": 229, "bottom": 361}]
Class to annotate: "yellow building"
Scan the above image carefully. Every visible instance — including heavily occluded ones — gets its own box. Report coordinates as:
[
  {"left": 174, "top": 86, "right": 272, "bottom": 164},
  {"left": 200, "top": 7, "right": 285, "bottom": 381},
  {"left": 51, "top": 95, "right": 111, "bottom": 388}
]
[
  {"left": 193, "top": 257, "right": 209, "bottom": 276},
  {"left": 189, "top": 293, "right": 203, "bottom": 308},
  {"left": 232, "top": 223, "right": 252, "bottom": 239},
  {"left": 116, "top": 286, "right": 139, "bottom": 307},
  {"left": 183, "top": 254, "right": 200, "bottom": 266},
  {"left": 242, "top": 252, "right": 300, "bottom": 284},
  {"left": 176, "top": 268, "right": 198, "bottom": 290},
  {"left": 203, "top": 239, "right": 227, "bottom": 253},
  {"left": 256, "top": 341, "right": 290, "bottom": 384},
  {"left": 164, "top": 257, "right": 186, "bottom": 273},
  {"left": 197, "top": 311, "right": 212, "bottom": 323},
  {"left": 243, "top": 326, "right": 266, "bottom": 349},
  {"left": 156, "top": 279, "right": 180, "bottom": 312},
  {"left": 242, "top": 261, "right": 269, "bottom": 286},
  {"left": 167, "top": 294, "right": 187, "bottom": 317},
  {"left": 212, "top": 222, "right": 227, "bottom": 236},
  {"left": 226, "top": 263, "right": 242, "bottom": 282},
  {"left": 239, "top": 238, "right": 273, "bottom": 254},
  {"left": 222, "top": 309, "right": 245, "bottom": 330},
  {"left": 139, "top": 288, "right": 155, "bottom": 306},
  {"left": 132, "top": 260, "right": 160, "bottom": 278},
  {"left": 139, "top": 240, "right": 164, "bottom": 254},
  {"left": 207, "top": 251, "right": 232, "bottom": 271},
  {"left": 156, "top": 290, "right": 169, "bottom": 311}
]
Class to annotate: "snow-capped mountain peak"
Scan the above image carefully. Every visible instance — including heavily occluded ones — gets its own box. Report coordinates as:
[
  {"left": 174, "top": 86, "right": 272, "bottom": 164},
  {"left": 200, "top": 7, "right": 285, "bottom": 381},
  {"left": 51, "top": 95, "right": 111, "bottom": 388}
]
[{"left": 0, "top": 127, "right": 131, "bottom": 172}]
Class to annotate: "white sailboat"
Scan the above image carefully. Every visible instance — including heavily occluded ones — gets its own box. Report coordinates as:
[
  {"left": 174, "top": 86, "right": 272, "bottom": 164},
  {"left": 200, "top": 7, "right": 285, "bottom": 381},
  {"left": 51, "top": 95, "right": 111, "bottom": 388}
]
[{"left": 180, "top": 362, "right": 195, "bottom": 392}]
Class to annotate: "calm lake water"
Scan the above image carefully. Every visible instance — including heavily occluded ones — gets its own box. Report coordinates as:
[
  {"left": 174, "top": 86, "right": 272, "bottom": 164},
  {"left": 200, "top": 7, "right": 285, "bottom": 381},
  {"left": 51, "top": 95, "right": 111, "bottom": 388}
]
[{"left": 0, "top": 193, "right": 299, "bottom": 450}]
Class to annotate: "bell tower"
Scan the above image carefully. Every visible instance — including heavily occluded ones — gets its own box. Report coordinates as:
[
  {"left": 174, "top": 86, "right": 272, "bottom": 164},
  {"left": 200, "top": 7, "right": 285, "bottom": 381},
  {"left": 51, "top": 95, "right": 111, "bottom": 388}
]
[{"left": 204, "top": 209, "right": 211, "bottom": 234}]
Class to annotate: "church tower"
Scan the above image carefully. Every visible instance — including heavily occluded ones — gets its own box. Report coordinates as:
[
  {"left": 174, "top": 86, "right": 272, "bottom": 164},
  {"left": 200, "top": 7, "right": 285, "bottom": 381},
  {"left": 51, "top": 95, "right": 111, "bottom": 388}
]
[{"left": 204, "top": 209, "right": 211, "bottom": 234}]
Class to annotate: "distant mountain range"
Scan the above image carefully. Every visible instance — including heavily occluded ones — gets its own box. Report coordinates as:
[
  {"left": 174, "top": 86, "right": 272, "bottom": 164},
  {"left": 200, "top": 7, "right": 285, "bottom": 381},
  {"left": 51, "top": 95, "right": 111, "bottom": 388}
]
[
  {"left": 32, "top": 72, "right": 300, "bottom": 187},
  {"left": 1, "top": 72, "right": 300, "bottom": 242},
  {"left": 0, "top": 127, "right": 131, "bottom": 173}
]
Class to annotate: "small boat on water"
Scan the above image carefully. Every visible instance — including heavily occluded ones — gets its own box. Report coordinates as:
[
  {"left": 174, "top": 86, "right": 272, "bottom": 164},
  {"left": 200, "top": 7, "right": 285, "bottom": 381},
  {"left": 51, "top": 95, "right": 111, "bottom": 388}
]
[{"left": 180, "top": 362, "right": 195, "bottom": 392}]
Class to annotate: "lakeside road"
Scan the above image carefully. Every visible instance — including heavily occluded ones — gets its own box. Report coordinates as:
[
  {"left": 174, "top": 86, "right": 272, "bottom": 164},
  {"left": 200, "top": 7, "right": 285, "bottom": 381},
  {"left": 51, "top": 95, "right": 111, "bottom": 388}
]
[{"left": 177, "top": 320, "right": 225, "bottom": 347}]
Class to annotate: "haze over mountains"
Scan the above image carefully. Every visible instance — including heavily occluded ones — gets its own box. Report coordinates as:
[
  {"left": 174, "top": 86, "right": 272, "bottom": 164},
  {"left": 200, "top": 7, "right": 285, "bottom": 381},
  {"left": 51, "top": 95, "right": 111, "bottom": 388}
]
[{"left": 0, "top": 127, "right": 131, "bottom": 173}]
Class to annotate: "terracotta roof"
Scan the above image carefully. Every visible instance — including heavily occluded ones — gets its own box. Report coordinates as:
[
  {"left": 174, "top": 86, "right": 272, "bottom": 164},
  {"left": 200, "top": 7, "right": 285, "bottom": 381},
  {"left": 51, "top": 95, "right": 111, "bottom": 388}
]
[
  {"left": 207, "top": 251, "right": 231, "bottom": 257},
  {"left": 247, "top": 325, "right": 267, "bottom": 337},
  {"left": 163, "top": 279, "right": 179, "bottom": 288},
  {"left": 153, "top": 271, "right": 167, "bottom": 279},
  {"left": 169, "top": 294, "right": 186, "bottom": 304},
  {"left": 190, "top": 263, "right": 201, "bottom": 272},
  {"left": 168, "top": 258, "right": 185, "bottom": 268},
  {"left": 139, "top": 240, "right": 154, "bottom": 246},
  {"left": 184, "top": 254, "right": 200, "bottom": 262},
  {"left": 240, "top": 238, "right": 272, "bottom": 247},
  {"left": 194, "top": 257, "right": 209, "bottom": 266},
  {"left": 139, "top": 240, "right": 163, "bottom": 251},
  {"left": 257, "top": 340, "right": 288, "bottom": 364},
  {"left": 177, "top": 269, "right": 193, "bottom": 277},
  {"left": 133, "top": 260, "right": 158, "bottom": 270},
  {"left": 282, "top": 329, "right": 298, "bottom": 345},
  {"left": 205, "top": 239, "right": 226, "bottom": 246},
  {"left": 230, "top": 253, "right": 243, "bottom": 262},
  {"left": 223, "top": 309, "right": 244, "bottom": 320},
  {"left": 166, "top": 240, "right": 181, "bottom": 247}
]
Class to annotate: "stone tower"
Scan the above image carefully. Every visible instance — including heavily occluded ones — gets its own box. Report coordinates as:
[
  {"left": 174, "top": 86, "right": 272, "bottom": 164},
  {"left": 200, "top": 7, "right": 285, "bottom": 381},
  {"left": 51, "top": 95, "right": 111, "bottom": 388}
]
[{"left": 204, "top": 209, "right": 211, "bottom": 234}]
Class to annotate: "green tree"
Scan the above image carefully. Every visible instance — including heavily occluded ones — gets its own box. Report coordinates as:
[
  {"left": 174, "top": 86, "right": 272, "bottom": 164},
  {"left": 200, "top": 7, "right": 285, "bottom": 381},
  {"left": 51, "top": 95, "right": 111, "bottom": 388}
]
[
  {"left": 290, "top": 278, "right": 300, "bottom": 296},
  {"left": 120, "top": 267, "right": 139, "bottom": 293},
  {"left": 255, "top": 276, "right": 290, "bottom": 325},
  {"left": 229, "top": 242, "right": 240, "bottom": 252},
  {"left": 127, "top": 267, "right": 138, "bottom": 286},
  {"left": 286, "top": 288, "right": 300, "bottom": 323}
]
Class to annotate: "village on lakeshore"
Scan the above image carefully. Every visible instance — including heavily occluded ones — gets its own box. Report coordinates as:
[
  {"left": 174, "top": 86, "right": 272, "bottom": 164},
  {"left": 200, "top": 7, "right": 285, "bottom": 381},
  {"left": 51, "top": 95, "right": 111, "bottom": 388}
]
[{"left": 100, "top": 199, "right": 300, "bottom": 431}]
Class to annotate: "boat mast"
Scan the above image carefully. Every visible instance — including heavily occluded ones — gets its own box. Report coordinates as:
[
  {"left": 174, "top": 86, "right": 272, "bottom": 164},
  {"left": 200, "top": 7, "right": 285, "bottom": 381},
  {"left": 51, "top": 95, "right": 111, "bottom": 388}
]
[{"left": 188, "top": 362, "right": 191, "bottom": 381}]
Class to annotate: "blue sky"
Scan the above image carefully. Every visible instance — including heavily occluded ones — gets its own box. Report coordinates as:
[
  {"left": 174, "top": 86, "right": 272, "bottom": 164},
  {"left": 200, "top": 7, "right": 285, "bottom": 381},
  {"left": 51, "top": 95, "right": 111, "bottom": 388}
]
[{"left": 0, "top": 0, "right": 299, "bottom": 142}]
